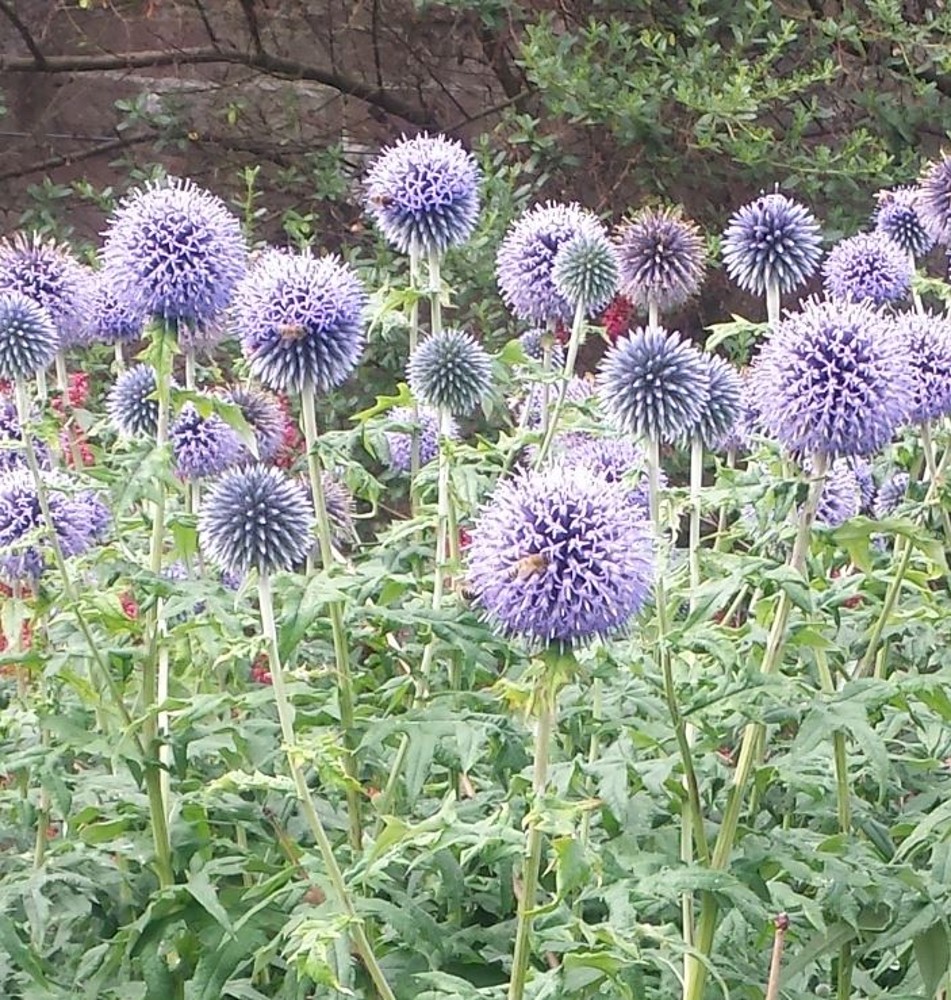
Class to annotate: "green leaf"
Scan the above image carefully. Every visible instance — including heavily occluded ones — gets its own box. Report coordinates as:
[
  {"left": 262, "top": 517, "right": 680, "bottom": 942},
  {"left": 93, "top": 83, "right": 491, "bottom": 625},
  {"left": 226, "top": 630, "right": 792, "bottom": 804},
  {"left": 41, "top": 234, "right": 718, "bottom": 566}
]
[
  {"left": 914, "top": 923, "right": 950, "bottom": 998},
  {"left": 0, "top": 914, "right": 51, "bottom": 989},
  {"left": 553, "top": 836, "right": 591, "bottom": 898},
  {"left": 185, "top": 870, "right": 236, "bottom": 939}
]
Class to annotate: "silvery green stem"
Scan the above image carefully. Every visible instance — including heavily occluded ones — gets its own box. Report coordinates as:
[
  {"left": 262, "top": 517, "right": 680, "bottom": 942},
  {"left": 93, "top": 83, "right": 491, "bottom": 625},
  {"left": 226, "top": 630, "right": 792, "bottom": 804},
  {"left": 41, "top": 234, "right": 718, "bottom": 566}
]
[
  {"left": 539, "top": 332, "right": 553, "bottom": 437},
  {"left": 688, "top": 436, "right": 704, "bottom": 611},
  {"left": 648, "top": 296, "right": 659, "bottom": 332},
  {"left": 54, "top": 351, "right": 67, "bottom": 394},
  {"left": 184, "top": 348, "right": 197, "bottom": 392},
  {"left": 257, "top": 573, "right": 397, "bottom": 1000},
  {"left": 766, "top": 279, "right": 781, "bottom": 327},
  {"left": 910, "top": 251, "right": 923, "bottom": 314},
  {"left": 428, "top": 248, "right": 443, "bottom": 338},
  {"left": 114, "top": 341, "right": 125, "bottom": 371},
  {"left": 35, "top": 367, "right": 47, "bottom": 403},
  {"left": 534, "top": 301, "right": 586, "bottom": 468},
  {"left": 408, "top": 248, "right": 422, "bottom": 502}
]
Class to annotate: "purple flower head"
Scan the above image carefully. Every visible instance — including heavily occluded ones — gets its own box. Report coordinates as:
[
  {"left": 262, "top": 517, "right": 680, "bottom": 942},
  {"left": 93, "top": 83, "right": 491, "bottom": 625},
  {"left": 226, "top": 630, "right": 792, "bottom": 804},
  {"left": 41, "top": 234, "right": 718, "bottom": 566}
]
[
  {"left": 0, "top": 468, "right": 109, "bottom": 583},
  {"left": 0, "top": 290, "right": 58, "bottom": 381},
  {"left": 234, "top": 249, "right": 367, "bottom": 395},
  {"left": 87, "top": 268, "right": 147, "bottom": 344},
  {"left": 408, "top": 328, "right": 492, "bottom": 415},
  {"left": 553, "top": 432, "right": 659, "bottom": 517},
  {"left": 551, "top": 228, "right": 620, "bottom": 316},
  {"left": 894, "top": 311, "right": 951, "bottom": 424},
  {"left": 851, "top": 457, "right": 875, "bottom": 513},
  {"left": 171, "top": 401, "right": 242, "bottom": 480},
  {"left": 496, "top": 202, "right": 606, "bottom": 323},
  {"left": 107, "top": 364, "right": 167, "bottom": 438},
  {"left": 101, "top": 176, "right": 247, "bottom": 329},
  {"left": 384, "top": 405, "right": 459, "bottom": 472},
  {"left": 694, "top": 355, "right": 743, "bottom": 449},
  {"left": 221, "top": 385, "right": 285, "bottom": 465},
  {"left": 320, "top": 472, "right": 355, "bottom": 545},
  {"left": 822, "top": 232, "right": 911, "bottom": 306},
  {"left": 199, "top": 464, "right": 314, "bottom": 576},
  {"left": 714, "top": 369, "right": 761, "bottom": 454},
  {"left": 467, "top": 464, "right": 654, "bottom": 648},
  {"left": 721, "top": 192, "right": 823, "bottom": 295},
  {"left": 917, "top": 155, "right": 951, "bottom": 245},
  {"left": 517, "top": 328, "right": 565, "bottom": 369},
  {"left": 364, "top": 133, "right": 481, "bottom": 255},
  {"left": 815, "top": 459, "right": 860, "bottom": 528},
  {"left": 750, "top": 298, "right": 911, "bottom": 458},
  {"left": 596, "top": 326, "right": 711, "bottom": 444},
  {"left": 874, "top": 472, "right": 910, "bottom": 518},
  {"left": 0, "top": 399, "right": 51, "bottom": 473},
  {"left": 615, "top": 206, "right": 706, "bottom": 314},
  {"left": 873, "top": 186, "right": 935, "bottom": 258},
  {"left": 517, "top": 375, "right": 594, "bottom": 430}
]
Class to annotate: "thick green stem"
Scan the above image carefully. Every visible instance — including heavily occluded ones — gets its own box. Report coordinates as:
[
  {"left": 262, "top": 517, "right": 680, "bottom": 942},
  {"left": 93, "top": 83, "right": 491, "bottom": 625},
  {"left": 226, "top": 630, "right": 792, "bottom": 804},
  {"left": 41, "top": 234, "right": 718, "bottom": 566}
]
[
  {"left": 54, "top": 351, "right": 68, "bottom": 394},
  {"left": 408, "top": 249, "right": 422, "bottom": 503},
  {"left": 300, "top": 384, "right": 362, "bottom": 851},
  {"left": 815, "top": 649, "right": 851, "bottom": 832},
  {"left": 578, "top": 677, "right": 602, "bottom": 850},
  {"left": 114, "top": 341, "right": 125, "bottom": 371},
  {"left": 258, "top": 574, "right": 396, "bottom": 1000},
  {"left": 688, "top": 436, "right": 704, "bottom": 612},
  {"left": 508, "top": 679, "right": 556, "bottom": 1000},
  {"left": 648, "top": 296, "right": 659, "bottom": 332},
  {"left": 534, "top": 301, "right": 586, "bottom": 468},
  {"left": 184, "top": 347, "right": 196, "bottom": 391},
  {"left": 910, "top": 251, "right": 923, "bottom": 314},
  {"left": 766, "top": 279, "right": 781, "bottom": 328}
]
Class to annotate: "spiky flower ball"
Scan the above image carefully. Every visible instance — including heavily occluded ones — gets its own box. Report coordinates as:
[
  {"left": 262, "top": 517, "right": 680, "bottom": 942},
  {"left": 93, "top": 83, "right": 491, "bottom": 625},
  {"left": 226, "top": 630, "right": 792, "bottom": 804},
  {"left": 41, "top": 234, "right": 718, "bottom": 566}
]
[
  {"left": 750, "top": 298, "right": 911, "bottom": 458},
  {"left": 408, "top": 328, "right": 492, "bottom": 415},
  {"left": 0, "top": 234, "right": 89, "bottom": 348},
  {"left": 553, "top": 433, "right": 657, "bottom": 516},
  {"left": 851, "top": 457, "right": 875, "bottom": 514},
  {"left": 816, "top": 459, "right": 861, "bottom": 528},
  {"left": 467, "top": 464, "right": 654, "bottom": 648},
  {"left": 895, "top": 312, "right": 951, "bottom": 424},
  {"left": 822, "top": 232, "right": 911, "bottom": 306},
  {"left": 917, "top": 155, "right": 951, "bottom": 245},
  {"left": 87, "top": 269, "right": 146, "bottom": 344},
  {"left": 171, "top": 402, "right": 242, "bottom": 480},
  {"left": 384, "top": 405, "right": 459, "bottom": 472},
  {"left": 0, "top": 291, "right": 59, "bottom": 381},
  {"left": 107, "top": 364, "right": 164, "bottom": 438},
  {"left": 0, "top": 468, "right": 109, "bottom": 582},
  {"left": 596, "top": 326, "right": 711, "bottom": 444},
  {"left": 714, "top": 369, "right": 760, "bottom": 454},
  {"left": 615, "top": 206, "right": 706, "bottom": 314},
  {"left": 517, "top": 328, "right": 564, "bottom": 368},
  {"left": 721, "top": 192, "right": 823, "bottom": 295},
  {"left": 320, "top": 473, "right": 355, "bottom": 545},
  {"left": 551, "top": 228, "right": 619, "bottom": 316},
  {"left": 693, "top": 355, "right": 742, "bottom": 448},
  {"left": 874, "top": 472, "right": 910, "bottom": 518},
  {"left": 364, "top": 133, "right": 481, "bottom": 256},
  {"left": 496, "top": 202, "right": 606, "bottom": 323},
  {"left": 873, "top": 186, "right": 934, "bottom": 258},
  {"left": 234, "top": 249, "right": 367, "bottom": 395},
  {"left": 0, "top": 399, "right": 50, "bottom": 472},
  {"left": 100, "top": 176, "right": 247, "bottom": 329},
  {"left": 199, "top": 464, "right": 314, "bottom": 576},
  {"left": 221, "top": 385, "right": 285, "bottom": 465}
]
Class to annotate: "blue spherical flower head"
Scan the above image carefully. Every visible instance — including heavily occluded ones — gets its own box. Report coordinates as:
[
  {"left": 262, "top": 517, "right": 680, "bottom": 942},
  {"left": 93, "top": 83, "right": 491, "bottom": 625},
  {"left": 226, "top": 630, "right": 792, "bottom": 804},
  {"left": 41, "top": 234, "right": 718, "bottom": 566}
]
[
  {"left": 721, "top": 191, "right": 823, "bottom": 295},
  {"left": 171, "top": 401, "right": 242, "bottom": 480},
  {"left": 384, "top": 405, "right": 459, "bottom": 472},
  {"left": 408, "top": 328, "right": 492, "bottom": 415},
  {"left": 815, "top": 459, "right": 860, "bottom": 528},
  {"left": 221, "top": 385, "right": 285, "bottom": 465},
  {"left": 714, "top": 368, "right": 760, "bottom": 454},
  {"left": 0, "top": 233, "right": 89, "bottom": 348},
  {"left": 822, "top": 232, "right": 911, "bottom": 306},
  {"left": 917, "top": 155, "right": 951, "bottom": 245},
  {"left": 694, "top": 354, "right": 742, "bottom": 448},
  {"left": 0, "top": 398, "right": 51, "bottom": 473},
  {"left": 895, "top": 312, "right": 951, "bottom": 424},
  {"left": 873, "top": 186, "right": 935, "bottom": 258},
  {"left": 199, "top": 464, "right": 314, "bottom": 576},
  {"left": 234, "top": 249, "right": 367, "bottom": 395},
  {"left": 88, "top": 268, "right": 146, "bottom": 344},
  {"left": 364, "top": 133, "right": 481, "bottom": 255},
  {"left": 107, "top": 364, "right": 167, "bottom": 438},
  {"left": 553, "top": 432, "right": 659, "bottom": 517},
  {"left": 751, "top": 298, "right": 912, "bottom": 458},
  {"left": 0, "top": 291, "right": 59, "bottom": 381},
  {"left": 319, "top": 472, "right": 355, "bottom": 545},
  {"left": 101, "top": 176, "right": 247, "bottom": 330},
  {"left": 517, "top": 328, "right": 565, "bottom": 369},
  {"left": 467, "top": 464, "right": 654, "bottom": 648},
  {"left": 874, "top": 472, "right": 910, "bottom": 518},
  {"left": 496, "top": 202, "right": 607, "bottom": 323},
  {"left": 615, "top": 206, "right": 706, "bottom": 314},
  {"left": 851, "top": 457, "right": 875, "bottom": 513},
  {"left": 551, "top": 228, "right": 620, "bottom": 316},
  {"left": 596, "top": 326, "right": 711, "bottom": 444}
]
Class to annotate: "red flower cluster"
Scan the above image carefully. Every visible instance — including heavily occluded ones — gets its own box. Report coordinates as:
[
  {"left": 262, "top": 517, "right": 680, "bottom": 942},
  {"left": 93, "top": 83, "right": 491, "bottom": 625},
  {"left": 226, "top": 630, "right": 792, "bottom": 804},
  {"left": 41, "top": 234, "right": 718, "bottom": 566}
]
[
  {"left": 0, "top": 619, "right": 33, "bottom": 655},
  {"left": 601, "top": 294, "right": 633, "bottom": 343},
  {"left": 250, "top": 652, "right": 273, "bottom": 685},
  {"left": 61, "top": 428, "right": 95, "bottom": 467},
  {"left": 273, "top": 394, "right": 305, "bottom": 470},
  {"left": 119, "top": 592, "right": 139, "bottom": 620}
]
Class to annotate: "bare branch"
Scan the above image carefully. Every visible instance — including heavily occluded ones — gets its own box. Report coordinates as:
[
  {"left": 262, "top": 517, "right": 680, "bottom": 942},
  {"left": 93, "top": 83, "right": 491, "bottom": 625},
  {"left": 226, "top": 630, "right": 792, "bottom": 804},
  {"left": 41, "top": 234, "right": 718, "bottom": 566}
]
[
  {"left": 0, "top": 0, "right": 47, "bottom": 69},
  {"left": 238, "top": 0, "right": 265, "bottom": 57},
  {"left": 0, "top": 133, "right": 156, "bottom": 183}
]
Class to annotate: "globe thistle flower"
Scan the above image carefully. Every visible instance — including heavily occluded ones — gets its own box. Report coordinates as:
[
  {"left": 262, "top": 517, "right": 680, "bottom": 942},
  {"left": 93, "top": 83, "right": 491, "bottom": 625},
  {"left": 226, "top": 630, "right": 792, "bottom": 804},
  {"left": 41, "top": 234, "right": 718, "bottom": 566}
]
[
  {"left": 86, "top": 268, "right": 147, "bottom": 345},
  {"left": 517, "top": 328, "right": 564, "bottom": 368},
  {"left": 873, "top": 472, "right": 910, "bottom": 518},
  {"left": 171, "top": 402, "right": 242, "bottom": 480},
  {"left": 496, "top": 202, "right": 606, "bottom": 323},
  {"left": 199, "top": 464, "right": 314, "bottom": 576},
  {"left": 693, "top": 355, "right": 743, "bottom": 449},
  {"left": 750, "top": 298, "right": 911, "bottom": 458},
  {"left": 0, "top": 468, "right": 109, "bottom": 583},
  {"left": 553, "top": 432, "right": 659, "bottom": 516},
  {"left": 851, "top": 457, "right": 875, "bottom": 514},
  {"left": 320, "top": 473, "right": 355, "bottom": 545},
  {"left": 894, "top": 312, "right": 951, "bottom": 424},
  {"left": 234, "top": 249, "right": 367, "bottom": 395},
  {"left": 714, "top": 369, "right": 761, "bottom": 454},
  {"left": 551, "top": 229, "right": 619, "bottom": 316},
  {"left": 467, "top": 464, "right": 654, "bottom": 648},
  {"left": 107, "top": 364, "right": 165, "bottom": 438},
  {"left": 364, "top": 133, "right": 481, "bottom": 256},
  {"left": 0, "top": 291, "right": 59, "bottom": 381},
  {"left": 0, "top": 233, "right": 90, "bottom": 348},
  {"left": 0, "top": 399, "right": 50, "bottom": 473},
  {"left": 873, "top": 186, "right": 934, "bottom": 258},
  {"left": 721, "top": 191, "right": 823, "bottom": 295},
  {"left": 516, "top": 376, "right": 594, "bottom": 431},
  {"left": 408, "top": 328, "right": 492, "bottom": 415},
  {"left": 615, "top": 206, "right": 706, "bottom": 314},
  {"left": 917, "top": 155, "right": 951, "bottom": 245},
  {"left": 384, "top": 405, "right": 459, "bottom": 472},
  {"left": 221, "top": 385, "right": 285, "bottom": 465},
  {"left": 596, "top": 326, "right": 711, "bottom": 444},
  {"left": 815, "top": 459, "right": 861, "bottom": 528},
  {"left": 822, "top": 232, "right": 911, "bottom": 306},
  {"left": 100, "top": 176, "right": 247, "bottom": 329}
]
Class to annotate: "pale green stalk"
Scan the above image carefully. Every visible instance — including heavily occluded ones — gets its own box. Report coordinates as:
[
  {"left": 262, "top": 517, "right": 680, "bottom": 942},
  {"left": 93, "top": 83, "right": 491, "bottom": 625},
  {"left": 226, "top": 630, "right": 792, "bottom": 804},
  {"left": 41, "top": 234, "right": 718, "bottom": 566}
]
[
  {"left": 114, "top": 341, "right": 126, "bottom": 371},
  {"left": 766, "top": 278, "right": 781, "bottom": 328},
  {"left": 408, "top": 248, "right": 423, "bottom": 502},
  {"left": 54, "top": 351, "right": 68, "bottom": 394},
  {"left": 688, "top": 436, "right": 704, "bottom": 611},
  {"left": 534, "top": 301, "right": 586, "bottom": 468},
  {"left": 910, "top": 250, "right": 923, "bottom": 314},
  {"left": 648, "top": 296, "right": 659, "bottom": 332}
]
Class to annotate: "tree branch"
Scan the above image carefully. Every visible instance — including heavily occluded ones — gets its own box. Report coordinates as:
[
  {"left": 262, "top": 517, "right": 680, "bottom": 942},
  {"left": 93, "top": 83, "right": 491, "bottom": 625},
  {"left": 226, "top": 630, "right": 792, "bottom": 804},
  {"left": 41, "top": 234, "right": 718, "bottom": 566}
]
[
  {"left": 0, "top": 0, "right": 47, "bottom": 69},
  {"left": 0, "top": 133, "right": 156, "bottom": 183},
  {"left": 0, "top": 45, "right": 439, "bottom": 128}
]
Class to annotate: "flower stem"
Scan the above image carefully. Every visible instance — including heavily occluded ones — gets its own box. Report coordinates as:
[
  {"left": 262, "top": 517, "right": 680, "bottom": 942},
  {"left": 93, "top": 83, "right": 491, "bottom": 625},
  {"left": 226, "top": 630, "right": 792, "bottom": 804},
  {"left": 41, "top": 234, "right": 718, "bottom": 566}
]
[
  {"left": 766, "top": 279, "right": 781, "bottom": 327},
  {"left": 578, "top": 676, "right": 602, "bottom": 850},
  {"left": 114, "top": 341, "right": 125, "bottom": 371},
  {"left": 688, "top": 436, "right": 704, "bottom": 612},
  {"left": 257, "top": 573, "right": 396, "bottom": 1000},
  {"left": 300, "top": 383, "right": 363, "bottom": 851},
  {"left": 54, "top": 351, "right": 68, "bottom": 394},
  {"left": 815, "top": 649, "right": 851, "bottom": 832},
  {"left": 910, "top": 250, "right": 923, "bottom": 314},
  {"left": 534, "top": 301, "right": 586, "bottom": 468},
  {"left": 408, "top": 248, "right": 422, "bottom": 507},
  {"left": 648, "top": 296, "right": 659, "bottom": 332}
]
